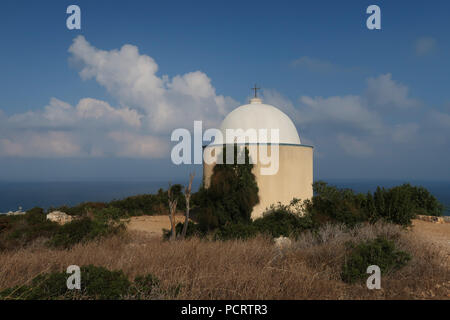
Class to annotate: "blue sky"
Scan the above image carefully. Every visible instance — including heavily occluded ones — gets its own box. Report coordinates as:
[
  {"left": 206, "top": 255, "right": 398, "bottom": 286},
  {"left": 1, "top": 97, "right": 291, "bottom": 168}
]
[{"left": 0, "top": 0, "right": 449, "bottom": 181}]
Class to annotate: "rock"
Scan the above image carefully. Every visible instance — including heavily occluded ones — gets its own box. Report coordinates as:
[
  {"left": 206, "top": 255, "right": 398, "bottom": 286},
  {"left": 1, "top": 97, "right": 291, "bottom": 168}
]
[
  {"left": 46, "top": 211, "right": 73, "bottom": 225},
  {"left": 274, "top": 236, "right": 292, "bottom": 250}
]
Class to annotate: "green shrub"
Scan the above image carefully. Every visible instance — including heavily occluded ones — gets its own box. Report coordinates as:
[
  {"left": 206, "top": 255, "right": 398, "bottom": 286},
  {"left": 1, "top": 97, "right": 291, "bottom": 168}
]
[
  {"left": 0, "top": 206, "right": 125, "bottom": 251},
  {"left": 92, "top": 207, "right": 126, "bottom": 222},
  {"left": 208, "top": 200, "right": 316, "bottom": 241},
  {"left": 25, "top": 207, "right": 46, "bottom": 224},
  {"left": 253, "top": 206, "right": 316, "bottom": 238},
  {"left": 0, "top": 216, "right": 11, "bottom": 234},
  {"left": 396, "top": 184, "right": 443, "bottom": 216},
  {"left": 48, "top": 202, "right": 107, "bottom": 217},
  {"left": 214, "top": 222, "right": 258, "bottom": 240},
  {"left": 0, "top": 266, "right": 169, "bottom": 300},
  {"left": 47, "top": 187, "right": 187, "bottom": 219},
  {"left": 47, "top": 218, "right": 93, "bottom": 248},
  {"left": 193, "top": 145, "right": 259, "bottom": 231},
  {"left": 0, "top": 268, "right": 72, "bottom": 300},
  {"left": 109, "top": 185, "right": 186, "bottom": 216},
  {"left": 0, "top": 265, "right": 131, "bottom": 300},
  {"left": 310, "top": 181, "right": 368, "bottom": 227},
  {"left": 132, "top": 274, "right": 161, "bottom": 298},
  {"left": 373, "top": 186, "right": 415, "bottom": 226},
  {"left": 341, "top": 237, "right": 411, "bottom": 284},
  {"left": 309, "top": 181, "right": 444, "bottom": 227},
  {"left": 0, "top": 208, "right": 59, "bottom": 250},
  {"left": 11, "top": 220, "right": 59, "bottom": 243},
  {"left": 81, "top": 265, "right": 131, "bottom": 299},
  {"left": 47, "top": 217, "right": 124, "bottom": 249},
  {"left": 371, "top": 183, "right": 444, "bottom": 225}
]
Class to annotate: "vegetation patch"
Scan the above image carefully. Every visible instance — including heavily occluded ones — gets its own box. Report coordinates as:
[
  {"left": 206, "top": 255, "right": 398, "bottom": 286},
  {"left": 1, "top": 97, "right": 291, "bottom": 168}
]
[
  {"left": 0, "top": 207, "right": 125, "bottom": 251},
  {"left": 0, "top": 265, "right": 169, "bottom": 300},
  {"left": 166, "top": 179, "right": 444, "bottom": 241},
  {"left": 47, "top": 217, "right": 124, "bottom": 249},
  {"left": 308, "top": 181, "right": 443, "bottom": 228},
  {"left": 192, "top": 145, "right": 259, "bottom": 232},
  {"left": 341, "top": 237, "right": 411, "bottom": 284},
  {"left": 1, "top": 164, "right": 443, "bottom": 248},
  {"left": 47, "top": 184, "right": 187, "bottom": 219},
  {"left": 0, "top": 223, "right": 447, "bottom": 299},
  {"left": 252, "top": 201, "right": 316, "bottom": 238},
  {"left": 169, "top": 199, "right": 316, "bottom": 241},
  {"left": 0, "top": 207, "right": 59, "bottom": 250}
]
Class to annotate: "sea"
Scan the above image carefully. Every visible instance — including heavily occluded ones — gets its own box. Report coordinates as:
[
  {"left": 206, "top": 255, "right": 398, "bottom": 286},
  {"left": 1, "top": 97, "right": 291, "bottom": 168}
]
[{"left": 0, "top": 179, "right": 449, "bottom": 216}]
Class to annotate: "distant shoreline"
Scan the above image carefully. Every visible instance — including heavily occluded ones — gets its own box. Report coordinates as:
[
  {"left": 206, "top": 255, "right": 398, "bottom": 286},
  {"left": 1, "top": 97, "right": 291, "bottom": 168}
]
[{"left": 0, "top": 179, "right": 449, "bottom": 216}]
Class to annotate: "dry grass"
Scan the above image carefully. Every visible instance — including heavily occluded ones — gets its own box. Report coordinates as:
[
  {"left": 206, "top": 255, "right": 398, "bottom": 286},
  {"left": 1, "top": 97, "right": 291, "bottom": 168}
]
[{"left": 0, "top": 222, "right": 448, "bottom": 300}]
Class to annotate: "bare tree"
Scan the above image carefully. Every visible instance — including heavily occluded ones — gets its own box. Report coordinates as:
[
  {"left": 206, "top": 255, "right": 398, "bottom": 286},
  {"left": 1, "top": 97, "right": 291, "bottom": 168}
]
[
  {"left": 167, "top": 184, "right": 178, "bottom": 241},
  {"left": 180, "top": 172, "right": 195, "bottom": 240}
]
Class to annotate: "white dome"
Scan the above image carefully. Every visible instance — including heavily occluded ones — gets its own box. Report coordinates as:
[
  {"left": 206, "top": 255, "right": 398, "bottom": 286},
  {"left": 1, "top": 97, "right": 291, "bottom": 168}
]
[{"left": 215, "top": 98, "right": 301, "bottom": 145}]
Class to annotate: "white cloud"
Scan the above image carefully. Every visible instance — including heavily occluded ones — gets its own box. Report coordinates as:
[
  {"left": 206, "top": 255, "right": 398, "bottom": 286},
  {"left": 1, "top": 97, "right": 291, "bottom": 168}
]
[
  {"left": 365, "top": 73, "right": 419, "bottom": 108},
  {"left": 43, "top": 98, "right": 73, "bottom": 123},
  {"left": 6, "top": 97, "right": 142, "bottom": 129},
  {"left": 168, "top": 71, "right": 216, "bottom": 99},
  {"left": 392, "top": 123, "right": 419, "bottom": 143},
  {"left": 429, "top": 110, "right": 450, "bottom": 128},
  {"left": 261, "top": 89, "right": 301, "bottom": 123},
  {"left": 262, "top": 89, "right": 384, "bottom": 145},
  {"left": 414, "top": 37, "right": 437, "bottom": 56},
  {"left": 0, "top": 97, "right": 168, "bottom": 158},
  {"left": 76, "top": 98, "right": 142, "bottom": 128},
  {"left": 108, "top": 131, "right": 169, "bottom": 158},
  {"left": 297, "top": 95, "right": 383, "bottom": 134},
  {"left": 337, "top": 134, "right": 373, "bottom": 157},
  {"left": 69, "top": 36, "right": 236, "bottom": 132},
  {"left": 0, "top": 131, "right": 81, "bottom": 157},
  {"left": 0, "top": 36, "right": 238, "bottom": 158},
  {"left": 1, "top": 36, "right": 447, "bottom": 165},
  {"left": 262, "top": 73, "right": 445, "bottom": 158},
  {"left": 264, "top": 74, "right": 419, "bottom": 140}
]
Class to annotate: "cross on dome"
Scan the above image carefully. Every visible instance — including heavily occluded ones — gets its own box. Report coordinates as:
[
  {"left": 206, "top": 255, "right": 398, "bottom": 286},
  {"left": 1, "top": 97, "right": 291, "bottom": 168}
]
[
  {"left": 250, "top": 84, "right": 262, "bottom": 104},
  {"left": 252, "top": 84, "right": 260, "bottom": 98}
]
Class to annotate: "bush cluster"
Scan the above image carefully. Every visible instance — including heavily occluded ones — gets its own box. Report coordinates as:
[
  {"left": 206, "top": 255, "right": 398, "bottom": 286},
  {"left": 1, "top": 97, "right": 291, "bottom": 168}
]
[
  {"left": 1, "top": 184, "right": 185, "bottom": 250},
  {"left": 172, "top": 199, "right": 316, "bottom": 241},
  {"left": 308, "top": 182, "right": 368, "bottom": 227},
  {"left": 47, "top": 185, "right": 186, "bottom": 219},
  {"left": 47, "top": 217, "right": 124, "bottom": 249},
  {"left": 252, "top": 201, "right": 316, "bottom": 238},
  {"left": 341, "top": 237, "right": 411, "bottom": 283},
  {"left": 0, "top": 207, "right": 59, "bottom": 250},
  {"left": 309, "top": 181, "right": 444, "bottom": 227},
  {"left": 173, "top": 178, "right": 443, "bottom": 241},
  {"left": 109, "top": 185, "right": 186, "bottom": 216},
  {"left": 192, "top": 145, "right": 259, "bottom": 232},
  {"left": 0, "top": 265, "right": 168, "bottom": 300},
  {"left": 214, "top": 200, "right": 316, "bottom": 240},
  {"left": 48, "top": 202, "right": 107, "bottom": 217},
  {"left": 1, "top": 162, "right": 443, "bottom": 247},
  {"left": 0, "top": 207, "right": 125, "bottom": 251}
]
